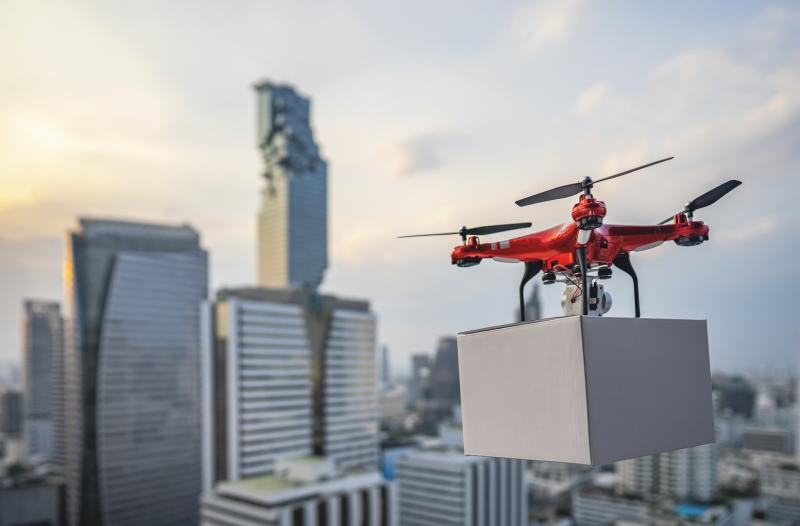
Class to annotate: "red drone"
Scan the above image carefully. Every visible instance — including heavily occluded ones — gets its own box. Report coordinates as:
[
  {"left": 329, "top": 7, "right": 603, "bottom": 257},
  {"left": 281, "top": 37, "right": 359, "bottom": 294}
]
[{"left": 400, "top": 157, "right": 741, "bottom": 321}]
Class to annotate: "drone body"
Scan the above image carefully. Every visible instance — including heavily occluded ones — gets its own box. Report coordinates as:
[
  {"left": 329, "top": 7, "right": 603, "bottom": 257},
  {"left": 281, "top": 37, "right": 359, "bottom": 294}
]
[{"left": 400, "top": 157, "right": 741, "bottom": 320}]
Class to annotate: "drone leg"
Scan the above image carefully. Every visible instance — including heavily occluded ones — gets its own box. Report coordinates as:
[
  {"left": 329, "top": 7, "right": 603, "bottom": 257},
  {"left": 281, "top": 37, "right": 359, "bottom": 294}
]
[
  {"left": 576, "top": 246, "right": 589, "bottom": 316},
  {"left": 519, "top": 261, "right": 542, "bottom": 322},
  {"left": 613, "top": 252, "right": 640, "bottom": 318}
]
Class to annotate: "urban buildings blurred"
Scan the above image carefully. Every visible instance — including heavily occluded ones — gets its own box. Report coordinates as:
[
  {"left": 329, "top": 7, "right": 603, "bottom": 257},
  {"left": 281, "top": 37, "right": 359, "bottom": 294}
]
[{"left": 0, "top": 79, "right": 797, "bottom": 526}]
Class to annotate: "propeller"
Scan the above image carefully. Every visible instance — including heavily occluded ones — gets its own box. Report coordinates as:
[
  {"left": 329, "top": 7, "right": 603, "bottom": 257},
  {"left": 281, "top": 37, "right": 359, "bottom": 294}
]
[
  {"left": 398, "top": 222, "right": 532, "bottom": 243},
  {"left": 516, "top": 157, "right": 674, "bottom": 207},
  {"left": 658, "top": 179, "right": 742, "bottom": 224}
]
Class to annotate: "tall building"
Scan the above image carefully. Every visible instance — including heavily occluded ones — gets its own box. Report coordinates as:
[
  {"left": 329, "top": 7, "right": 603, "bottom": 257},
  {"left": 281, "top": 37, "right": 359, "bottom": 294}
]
[
  {"left": 201, "top": 456, "right": 395, "bottom": 526},
  {"left": 659, "top": 445, "right": 718, "bottom": 503},
  {"left": 63, "top": 218, "right": 208, "bottom": 526},
  {"left": 395, "top": 450, "right": 527, "bottom": 526},
  {"left": 255, "top": 81, "right": 327, "bottom": 290},
  {"left": 429, "top": 337, "right": 459, "bottom": 407},
  {"left": 380, "top": 345, "right": 391, "bottom": 390},
  {"left": 201, "top": 287, "right": 379, "bottom": 490},
  {"left": 22, "top": 299, "right": 63, "bottom": 464},
  {"left": 0, "top": 389, "right": 22, "bottom": 437},
  {"left": 407, "top": 354, "right": 431, "bottom": 409}
]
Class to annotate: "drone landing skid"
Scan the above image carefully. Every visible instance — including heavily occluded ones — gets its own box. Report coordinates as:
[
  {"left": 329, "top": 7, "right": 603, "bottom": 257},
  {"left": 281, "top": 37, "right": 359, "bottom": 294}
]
[{"left": 518, "top": 261, "right": 542, "bottom": 322}]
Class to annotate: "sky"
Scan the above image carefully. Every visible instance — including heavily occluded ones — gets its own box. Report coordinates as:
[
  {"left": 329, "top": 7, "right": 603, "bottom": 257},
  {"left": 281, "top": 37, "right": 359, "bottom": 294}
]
[{"left": 1, "top": 0, "right": 799, "bottom": 377}]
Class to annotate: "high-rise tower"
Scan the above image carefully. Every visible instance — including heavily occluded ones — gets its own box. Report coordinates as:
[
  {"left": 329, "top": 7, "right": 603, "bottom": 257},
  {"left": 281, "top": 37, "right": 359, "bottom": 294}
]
[
  {"left": 255, "top": 81, "right": 328, "bottom": 290},
  {"left": 22, "top": 299, "right": 63, "bottom": 465},
  {"left": 63, "top": 218, "right": 208, "bottom": 526}
]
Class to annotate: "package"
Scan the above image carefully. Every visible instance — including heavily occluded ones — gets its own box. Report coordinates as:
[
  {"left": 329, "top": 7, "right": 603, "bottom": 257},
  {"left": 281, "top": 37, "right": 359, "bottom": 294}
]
[{"left": 457, "top": 316, "right": 715, "bottom": 465}]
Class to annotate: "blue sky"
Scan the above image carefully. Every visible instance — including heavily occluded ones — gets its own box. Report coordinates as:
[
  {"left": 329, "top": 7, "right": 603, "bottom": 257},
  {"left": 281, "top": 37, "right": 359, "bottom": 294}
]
[{"left": 0, "top": 0, "right": 798, "bottom": 375}]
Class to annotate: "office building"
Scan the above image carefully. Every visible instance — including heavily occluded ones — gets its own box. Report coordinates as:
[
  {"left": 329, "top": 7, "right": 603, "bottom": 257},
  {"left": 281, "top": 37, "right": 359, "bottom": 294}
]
[
  {"left": 255, "top": 81, "right": 327, "bottom": 290},
  {"left": 0, "top": 389, "right": 22, "bottom": 437},
  {"left": 395, "top": 450, "right": 527, "bottom": 526},
  {"left": 200, "top": 456, "right": 395, "bottom": 526},
  {"left": 22, "top": 300, "right": 63, "bottom": 463},
  {"left": 202, "top": 287, "right": 379, "bottom": 489},
  {"left": 63, "top": 218, "right": 208, "bottom": 526}
]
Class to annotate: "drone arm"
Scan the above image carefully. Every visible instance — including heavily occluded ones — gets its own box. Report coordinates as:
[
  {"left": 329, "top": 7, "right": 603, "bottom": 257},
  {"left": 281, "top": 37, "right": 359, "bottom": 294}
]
[
  {"left": 603, "top": 223, "right": 709, "bottom": 253},
  {"left": 519, "top": 260, "right": 542, "bottom": 322},
  {"left": 612, "top": 251, "right": 640, "bottom": 318}
]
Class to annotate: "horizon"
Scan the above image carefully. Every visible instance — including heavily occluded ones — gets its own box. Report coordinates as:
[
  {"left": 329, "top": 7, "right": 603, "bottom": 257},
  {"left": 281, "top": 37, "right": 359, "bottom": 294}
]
[{"left": 1, "top": 0, "right": 800, "bottom": 376}]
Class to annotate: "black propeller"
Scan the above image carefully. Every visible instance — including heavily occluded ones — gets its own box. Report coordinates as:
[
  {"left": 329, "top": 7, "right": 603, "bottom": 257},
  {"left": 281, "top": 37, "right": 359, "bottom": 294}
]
[
  {"left": 516, "top": 157, "right": 674, "bottom": 207},
  {"left": 398, "top": 222, "right": 532, "bottom": 243},
  {"left": 658, "top": 179, "right": 742, "bottom": 224}
]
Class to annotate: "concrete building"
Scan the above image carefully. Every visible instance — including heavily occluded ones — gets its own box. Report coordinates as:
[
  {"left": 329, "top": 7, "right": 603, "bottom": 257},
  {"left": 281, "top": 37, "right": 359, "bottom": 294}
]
[
  {"left": 573, "top": 486, "right": 650, "bottom": 525},
  {"left": 63, "top": 218, "right": 208, "bottom": 526},
  {"left": 22, "top": 300, "right": 63, "bottom": 464},
  {"left": 202, "top": 287, "right": 379, "bottom": 490},
  {"left": 0, "top": 389, "right": 22, "bottom": 438},
  {"left": 659, "top": 445, "right": 719, "bottom": 503},
  {"left": 255, "top": 81, "right": 327, "bottom": 290},
  {"left": 619, "top": 445, "right": 719, "bottom": 503},
  {"left": 200, "top": 456, "right": 395, "bottom": 526},
  {"left": 758, "top": 458, "right": 800, "bottom": 524},
  {"left": 395, "top": 450, "right": 527, "bottom": 526}
]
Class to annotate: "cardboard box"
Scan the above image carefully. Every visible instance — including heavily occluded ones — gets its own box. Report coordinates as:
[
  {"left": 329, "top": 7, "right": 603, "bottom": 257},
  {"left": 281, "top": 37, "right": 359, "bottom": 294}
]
[{"left": 457, "top": 316, "right": 714, "bottom": 465}]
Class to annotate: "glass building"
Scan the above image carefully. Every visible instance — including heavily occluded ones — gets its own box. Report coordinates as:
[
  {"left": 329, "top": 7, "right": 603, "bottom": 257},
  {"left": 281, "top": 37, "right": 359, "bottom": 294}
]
[
  {"left": 63, "top": 218, "right": 208, "bottom": 526},
  {"left": 254, "top": 81, "right": 328, "bottom": 290}
]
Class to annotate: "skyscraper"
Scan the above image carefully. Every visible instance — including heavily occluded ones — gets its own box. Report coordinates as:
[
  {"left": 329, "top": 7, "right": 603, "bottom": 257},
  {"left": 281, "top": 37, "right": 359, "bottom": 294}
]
[
  {"left": 63, "top": 218, "right": 208, "bottom": 526},
  {"left": 201, "top": 287, "right": 379, "bottom": 489},
  {"left": 255, "top": 81, "right": 328, "bottom": 290},
  {"left": 22, "top": 299, "right": 63, "bottom": 464}
]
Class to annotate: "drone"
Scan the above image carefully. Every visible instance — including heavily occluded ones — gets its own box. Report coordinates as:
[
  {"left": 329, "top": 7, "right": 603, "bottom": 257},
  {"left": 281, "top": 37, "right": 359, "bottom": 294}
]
[{"left": 399, "top": 157, "right": 741, "bottom": 321}]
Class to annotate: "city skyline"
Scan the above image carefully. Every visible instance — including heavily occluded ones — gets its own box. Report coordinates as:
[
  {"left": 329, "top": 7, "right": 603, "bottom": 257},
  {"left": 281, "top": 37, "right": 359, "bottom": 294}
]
[{"left": 1, "top": 1, "right": 799, "bottom": 377}]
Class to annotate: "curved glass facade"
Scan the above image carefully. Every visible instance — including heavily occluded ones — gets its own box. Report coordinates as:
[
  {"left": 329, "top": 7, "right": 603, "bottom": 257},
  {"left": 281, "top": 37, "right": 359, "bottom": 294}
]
[{"left": 64, "top": 219, "right": 207, "bottom": 526}]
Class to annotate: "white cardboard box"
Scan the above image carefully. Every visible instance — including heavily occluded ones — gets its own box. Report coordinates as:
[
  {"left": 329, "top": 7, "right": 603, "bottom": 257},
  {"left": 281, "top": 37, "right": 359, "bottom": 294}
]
[{"left": 457, "top": 316, "right": 714, "bottom": 465}]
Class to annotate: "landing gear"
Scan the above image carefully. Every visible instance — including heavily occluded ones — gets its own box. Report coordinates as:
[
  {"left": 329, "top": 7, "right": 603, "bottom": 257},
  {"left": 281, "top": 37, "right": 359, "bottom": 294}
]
[
  {"left": 518, "top": 261, "right": 542, "bottom": 322},
  {"left": 575, "top": 246, "right": 589, "bottom": 315},
  {"left": 612, "top": 252, "right": 640, "bottom": 318}
]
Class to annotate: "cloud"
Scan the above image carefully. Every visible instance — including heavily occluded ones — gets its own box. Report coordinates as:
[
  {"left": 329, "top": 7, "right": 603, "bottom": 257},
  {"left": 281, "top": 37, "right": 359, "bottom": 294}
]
[
  {"left": 511, "top": 0, "right": 584, "bottom": 54},
  {"left": 574, "top": 82, "right": 610, "bottom": 116},
  {"left": 387, "top": 131, "right": 468, "bottom": 177}
]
